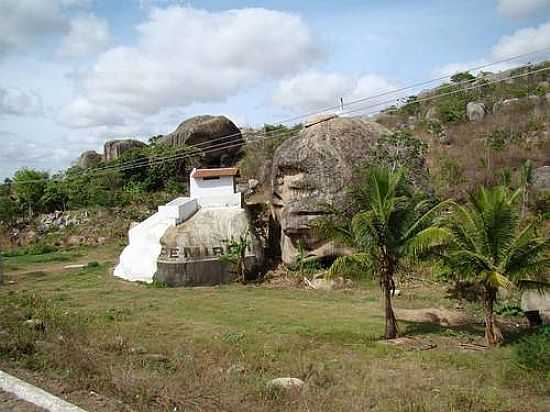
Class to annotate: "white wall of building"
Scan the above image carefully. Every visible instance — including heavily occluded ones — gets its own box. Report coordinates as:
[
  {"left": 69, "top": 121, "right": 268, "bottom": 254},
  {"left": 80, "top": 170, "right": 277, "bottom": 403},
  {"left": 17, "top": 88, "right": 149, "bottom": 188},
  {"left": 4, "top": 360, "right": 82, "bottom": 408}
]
[{"left": 190, "top": 171, "right": 241, "bottom": 208}]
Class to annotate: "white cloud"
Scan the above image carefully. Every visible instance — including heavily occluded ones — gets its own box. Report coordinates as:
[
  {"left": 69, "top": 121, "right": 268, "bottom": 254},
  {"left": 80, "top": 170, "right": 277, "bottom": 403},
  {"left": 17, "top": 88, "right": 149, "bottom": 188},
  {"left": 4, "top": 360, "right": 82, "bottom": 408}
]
[
  {"left": 492, "top": 21, "right": 550, "bottom": 60},
  {"left": 434, "top": 20, "right": 550, "bottom": 78},
  {"left": 0, "top": 87, "right": 43, "bottom": 117},
  {"left": 58, "top": 14, "right": 110, "bottom": 57},
  {"left": 60, "top": 6, "right": 321, "bottom": 129},
  {"left": 273, "top": 72, "right": 399, "bottom": 113},
  {"left": 0, "top": 0, "right": 91, "bottom": 56},
  {"left": 497, "top": 0, "right": 550, "bottom": 19}
]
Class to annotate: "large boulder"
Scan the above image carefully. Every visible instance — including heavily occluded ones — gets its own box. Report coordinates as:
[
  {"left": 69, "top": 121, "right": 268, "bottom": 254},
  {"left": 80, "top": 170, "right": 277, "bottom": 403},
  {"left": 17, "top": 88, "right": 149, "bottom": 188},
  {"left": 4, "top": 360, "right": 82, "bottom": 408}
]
[
  {"left": 103, "top": 139, "right": 146, "bottom": 162},
  {"left": 271, "top": 115, "right": 429, "bottom": 265},
  {"left": 521, "top": 290, "right": 550, "bottom": 324},
  {"left": 76, "top": 150, "right": 103, "bottom": 169},
  {"left": 533, "top": 166, "right": 550, "bottom": 190},
  {"left": 466, "top": 102, "right": 486, "bottom": 122},
  {"left": 156, "top": 207, "right": 263, "bottom": 286},
  {"left": 160, "top": 115, "right": 243, "bottom": 167}
]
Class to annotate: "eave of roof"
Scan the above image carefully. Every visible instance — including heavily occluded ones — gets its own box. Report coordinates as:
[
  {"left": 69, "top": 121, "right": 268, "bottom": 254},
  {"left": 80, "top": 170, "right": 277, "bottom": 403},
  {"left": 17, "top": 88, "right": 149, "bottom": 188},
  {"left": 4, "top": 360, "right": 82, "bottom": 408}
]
[{"left": 191, "top": 167, "right": 240, "bottom": 178}]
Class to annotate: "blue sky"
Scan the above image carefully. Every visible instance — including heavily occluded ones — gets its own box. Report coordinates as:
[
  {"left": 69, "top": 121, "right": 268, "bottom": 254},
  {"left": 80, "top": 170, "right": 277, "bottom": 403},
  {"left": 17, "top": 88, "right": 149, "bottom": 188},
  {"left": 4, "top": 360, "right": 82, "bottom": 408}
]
[{"left": 1, "top": 0, "right": 550, "bottom": 179}]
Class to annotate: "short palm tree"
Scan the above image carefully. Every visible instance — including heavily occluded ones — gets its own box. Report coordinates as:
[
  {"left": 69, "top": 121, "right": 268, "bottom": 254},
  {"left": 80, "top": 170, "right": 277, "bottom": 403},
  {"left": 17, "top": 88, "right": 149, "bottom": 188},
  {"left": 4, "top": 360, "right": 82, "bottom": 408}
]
[
  {"left": 444, "top": 186, "right": 550, "bottom": 346},
  {"left": 315, "top": 167, "right": 450, "bottom": 339}
]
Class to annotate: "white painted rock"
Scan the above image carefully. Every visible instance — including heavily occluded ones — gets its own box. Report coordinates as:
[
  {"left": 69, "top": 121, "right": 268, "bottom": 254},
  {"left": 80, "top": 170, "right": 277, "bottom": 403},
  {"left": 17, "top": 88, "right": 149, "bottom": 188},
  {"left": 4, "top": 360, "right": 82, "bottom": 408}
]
[
  {"left": 267, "top": 377, "right": 304, "bottom": 391},
  {"left": 466, "top": 102, "right": 486, "bottom": 121},
  {"left": 521, "top": 290, "right": 550, "bottom": 312}
]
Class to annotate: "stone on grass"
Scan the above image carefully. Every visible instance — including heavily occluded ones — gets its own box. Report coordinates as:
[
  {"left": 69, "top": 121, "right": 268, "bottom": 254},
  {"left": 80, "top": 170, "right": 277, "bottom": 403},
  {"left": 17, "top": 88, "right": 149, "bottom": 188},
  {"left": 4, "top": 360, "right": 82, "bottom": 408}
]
[
  {"left": 267, "top": 377, "right": 304, "bottom": 392},
  {"left": 466, "top": 102, "right": 486, "bottom": 121},
  {"left": 23, "top": 319, "right": 46, "bottom": 331}
]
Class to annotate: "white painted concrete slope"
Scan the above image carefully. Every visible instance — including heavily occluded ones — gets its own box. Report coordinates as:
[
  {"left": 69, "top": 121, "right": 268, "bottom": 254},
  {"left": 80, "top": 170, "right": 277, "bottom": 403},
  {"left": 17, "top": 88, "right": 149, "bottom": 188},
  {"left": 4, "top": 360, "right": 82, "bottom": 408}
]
[
  {"left": 0, "top": 370, "right": 86, "bottom": 412},
  {"left": 114, "top": 197, "right": 198, "bottom": 283}
]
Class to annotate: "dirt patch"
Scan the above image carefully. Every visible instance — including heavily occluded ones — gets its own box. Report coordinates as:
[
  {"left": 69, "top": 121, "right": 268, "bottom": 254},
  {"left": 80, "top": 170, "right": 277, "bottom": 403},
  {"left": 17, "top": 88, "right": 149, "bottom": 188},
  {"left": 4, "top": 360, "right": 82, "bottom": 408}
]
[{"left": 397, "top": 308, "right": 476, "bottom": 327}]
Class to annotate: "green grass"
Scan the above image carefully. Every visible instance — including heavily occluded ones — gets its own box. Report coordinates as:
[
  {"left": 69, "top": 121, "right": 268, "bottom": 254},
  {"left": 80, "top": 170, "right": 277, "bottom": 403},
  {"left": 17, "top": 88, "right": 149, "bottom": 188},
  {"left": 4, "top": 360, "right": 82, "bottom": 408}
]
[
  {"left": 0, "top": 255, "right": 549, "bottom": 411},
  {"left": 2, "top": 249, "right": 84, "bottom": 265}
]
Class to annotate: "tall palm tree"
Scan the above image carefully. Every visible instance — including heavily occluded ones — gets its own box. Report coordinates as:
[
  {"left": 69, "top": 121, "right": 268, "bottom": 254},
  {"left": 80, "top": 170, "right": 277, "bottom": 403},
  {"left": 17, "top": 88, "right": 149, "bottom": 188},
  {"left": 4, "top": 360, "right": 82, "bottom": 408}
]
[
  {"left": 444, "top": 186, "right": 550, "bottom": 346},
  {"left": 315, "top": 167, "right": 450, "bottom": 339}
]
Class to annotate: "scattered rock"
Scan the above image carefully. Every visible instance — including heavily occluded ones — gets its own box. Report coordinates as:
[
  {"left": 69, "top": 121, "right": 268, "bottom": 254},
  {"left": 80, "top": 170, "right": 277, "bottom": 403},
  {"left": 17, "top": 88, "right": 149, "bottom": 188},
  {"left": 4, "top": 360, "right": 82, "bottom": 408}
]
[
  {"left": 466, "top": 102, "right": 486, "bottom": 121},
  {"left": 160, "top": 115, "right": 242, "bottom": 167},
  {"left": 142, "top": 354, "right": 170, "bottom": 363},
  {"left": 425, "top": 107, "right": 439, "bottom": 122},
  {"left": 24, "top": 319, "right": 46, "bottom": 331},
  {"left": 64, "top": 264, "right": 86, "bottom": 269},
  {"left": 396, "top": 308, "right": 473, "bottom": 327},
  {"left": 65, "top": 235, "right": 85, "bottom": 247},
  {"left": 304, "top": 276, "right": 354, "bottom": 291},
  {"left": 533, "top": 166, "right": 550, "bottom": 190},
  {"left": 267, "top": 377, "right": 304, "bottom": 392},
  {"left": 226, "top": 364, "right": 246, "bottom": 376},
  {"left": 248, "top": 179, "right": 259, "bottom": 191},
  {"left": 77, "top": 150, "right": 103, "bottom": 169},
  {"left": 104, "top": 139, "right": 146, "bottom": 162},
  {"left": 521, "top": 290, "right": 550, "bottom": 324}
]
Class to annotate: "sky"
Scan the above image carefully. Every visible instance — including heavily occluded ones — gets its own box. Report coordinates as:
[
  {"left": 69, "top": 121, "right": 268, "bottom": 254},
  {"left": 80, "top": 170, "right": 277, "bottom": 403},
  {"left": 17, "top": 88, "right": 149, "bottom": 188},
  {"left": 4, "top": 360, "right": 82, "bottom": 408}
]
[{"left": 1, "top": 0, "right": 550, "bottom": 179}]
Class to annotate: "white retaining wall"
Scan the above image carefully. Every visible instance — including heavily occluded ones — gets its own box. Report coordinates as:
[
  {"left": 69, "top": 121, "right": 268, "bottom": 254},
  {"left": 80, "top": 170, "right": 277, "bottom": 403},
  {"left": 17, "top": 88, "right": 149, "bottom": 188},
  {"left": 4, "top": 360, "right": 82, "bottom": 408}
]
[{"left": 114, "top": 197, "right": 198, "bottom": 283}]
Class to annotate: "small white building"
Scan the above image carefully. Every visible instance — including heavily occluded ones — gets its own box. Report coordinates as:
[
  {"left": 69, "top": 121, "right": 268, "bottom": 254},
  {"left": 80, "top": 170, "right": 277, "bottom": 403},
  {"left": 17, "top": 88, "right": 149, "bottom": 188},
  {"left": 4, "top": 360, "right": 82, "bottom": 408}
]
[
  {"left": 190, "top": 167, "right": 241, "bottom": 208},
  {"left": 114, "top": 167, "right": 244, "bottom": 283}
]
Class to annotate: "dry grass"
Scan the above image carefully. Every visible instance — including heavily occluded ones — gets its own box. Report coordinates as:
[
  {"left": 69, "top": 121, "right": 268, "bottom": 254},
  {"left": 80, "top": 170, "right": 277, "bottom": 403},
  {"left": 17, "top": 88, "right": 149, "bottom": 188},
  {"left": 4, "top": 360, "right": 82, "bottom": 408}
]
[{"left": 0, "top": 247, "right": 549, "bottom": 411}]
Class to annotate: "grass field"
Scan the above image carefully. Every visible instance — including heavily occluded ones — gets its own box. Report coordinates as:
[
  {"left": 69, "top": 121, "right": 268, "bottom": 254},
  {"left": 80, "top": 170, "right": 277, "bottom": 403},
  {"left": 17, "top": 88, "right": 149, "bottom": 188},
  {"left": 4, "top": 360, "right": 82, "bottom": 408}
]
[{"left": 0, "top": 246, "right": 549, "bottom": 411}]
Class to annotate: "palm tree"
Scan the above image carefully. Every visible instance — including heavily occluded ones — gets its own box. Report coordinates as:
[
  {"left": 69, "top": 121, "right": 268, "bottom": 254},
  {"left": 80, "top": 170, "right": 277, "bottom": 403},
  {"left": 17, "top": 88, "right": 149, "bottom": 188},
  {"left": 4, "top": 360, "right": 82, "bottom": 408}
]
[
  {"left": 444, "top": 186, "right": 550, "bottom": 346},
  {"left": 315, "top": 167, "right": 450, "bottom": 339}
]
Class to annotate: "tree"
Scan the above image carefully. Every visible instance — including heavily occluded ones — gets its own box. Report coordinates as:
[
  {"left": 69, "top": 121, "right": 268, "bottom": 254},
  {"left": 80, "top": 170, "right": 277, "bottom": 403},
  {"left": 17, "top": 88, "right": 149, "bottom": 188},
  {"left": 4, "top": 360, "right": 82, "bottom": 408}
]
[
  {"left": 12, "top": 168, "right": 48, "bottom": 217},
  {"left": 444, "top": 186, "right": 550, "bottom": 346},
  {"left": 316, "top": 167, "right": 450, "bottom": 339},
  {"left": 451, "top": 71, "right": 475, "bottom": 83}
]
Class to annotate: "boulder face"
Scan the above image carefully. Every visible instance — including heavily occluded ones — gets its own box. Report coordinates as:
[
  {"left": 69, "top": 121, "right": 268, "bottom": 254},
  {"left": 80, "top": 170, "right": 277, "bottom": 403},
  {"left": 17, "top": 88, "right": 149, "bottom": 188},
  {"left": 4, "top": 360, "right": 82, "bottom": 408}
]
[
  {"left": 466, "top": 102, "right": 486, "bottom": 121},
  {"left": 271, "top": 116, "right": 405, "bottom": 265},
  {"left": 77, "top": 150, "right": 103, "bottom": 169},
  {"left": 103, "top": 139, "right": 146, "bottom": 162},
  {"left": 160, "top": 115, "right": 243, "bottom": 166}
]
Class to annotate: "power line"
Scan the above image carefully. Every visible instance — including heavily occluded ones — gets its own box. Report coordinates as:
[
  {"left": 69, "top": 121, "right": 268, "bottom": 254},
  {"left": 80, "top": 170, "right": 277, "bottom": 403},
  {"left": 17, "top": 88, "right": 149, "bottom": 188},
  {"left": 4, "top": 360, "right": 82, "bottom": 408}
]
[
  {"left": 75, "top": 51, "right": 550, "bottom": 176},
  {"left": 4, "top": 58, "right": 550, "bottom": 186}
]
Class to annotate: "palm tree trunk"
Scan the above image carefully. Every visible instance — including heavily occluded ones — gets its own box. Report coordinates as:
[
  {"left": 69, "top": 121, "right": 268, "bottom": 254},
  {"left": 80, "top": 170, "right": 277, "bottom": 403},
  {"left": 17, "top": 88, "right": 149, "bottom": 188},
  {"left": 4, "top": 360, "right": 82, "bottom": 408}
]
[
  {"left": 383, "top": 282, "right": 398, "bottom": 339},
  {"left": 381, "top": 255, "right": 398, "bottom": 339},
  {"left": 483, "top": 286, "right": 503, "bottom": 346}
]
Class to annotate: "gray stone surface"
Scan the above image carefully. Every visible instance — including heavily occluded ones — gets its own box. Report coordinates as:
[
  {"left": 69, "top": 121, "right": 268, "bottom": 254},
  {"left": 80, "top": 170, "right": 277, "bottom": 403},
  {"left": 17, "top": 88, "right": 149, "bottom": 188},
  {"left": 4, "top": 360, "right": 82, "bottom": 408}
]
[
  {"left": 76, "top": 151, "right": 103, "bottom": 169},
  {"left": 425, "top": 107, "right": 439, "bottom": 121},
  {"left": 533, "top": 166, "right": 550, "bottom": 190},
  {"left": 267, "top": 378, "right": 304, "bottom": 391},
  {"left": 521, "top": 290, "right": 550, "bottom": 312},
  {"left": 103, "top": 139, "right": 146, "bottom": 162},
  {"left": 160, "top": 115, "right": 242, "bottom": 166},
  {"left": 270, "top": 116, "right": 429, "bottom": 265},
  {"left": 156, "top": 207, "right": 262, "bottom": 286},
  {"left": 466, "top": 102, "right": 486, "bottom": 121}
]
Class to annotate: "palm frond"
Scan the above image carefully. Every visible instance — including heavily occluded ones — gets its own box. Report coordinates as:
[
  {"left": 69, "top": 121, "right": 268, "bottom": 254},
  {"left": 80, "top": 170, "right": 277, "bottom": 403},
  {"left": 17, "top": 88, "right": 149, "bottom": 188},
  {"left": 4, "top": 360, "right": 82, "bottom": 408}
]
[
  {"left": 403, "top": 226, "right": 453, "bottom": 258},
  {"left": 328, "top": 253, "right": 372, "bottom": 279}
]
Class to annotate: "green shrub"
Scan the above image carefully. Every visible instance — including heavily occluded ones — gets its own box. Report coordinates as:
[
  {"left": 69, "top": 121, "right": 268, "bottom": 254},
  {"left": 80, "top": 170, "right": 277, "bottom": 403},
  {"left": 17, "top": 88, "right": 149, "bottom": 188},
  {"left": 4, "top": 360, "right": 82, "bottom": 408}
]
[
  {"left": 512, "top": 326, "right": 550, "bottom": 373},
  {"left": 2, "top": 243, "right": 58, "bottom": 257}
]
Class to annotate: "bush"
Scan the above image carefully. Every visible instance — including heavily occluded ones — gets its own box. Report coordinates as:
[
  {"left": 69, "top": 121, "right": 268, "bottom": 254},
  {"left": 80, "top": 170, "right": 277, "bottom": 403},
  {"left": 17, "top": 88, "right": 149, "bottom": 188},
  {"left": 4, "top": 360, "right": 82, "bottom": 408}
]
[{"left": 512, "top": 326, "right": 550, "bottom": 373}]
